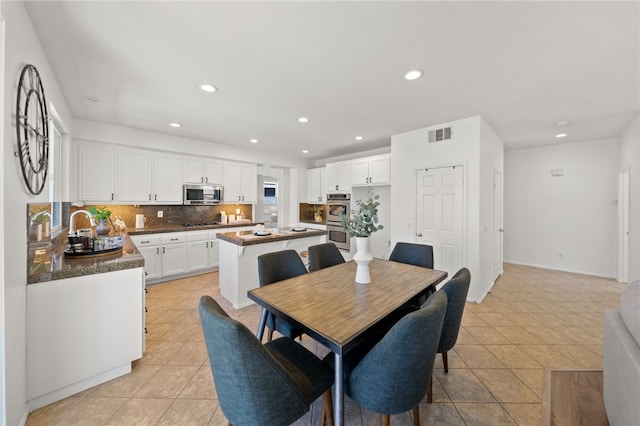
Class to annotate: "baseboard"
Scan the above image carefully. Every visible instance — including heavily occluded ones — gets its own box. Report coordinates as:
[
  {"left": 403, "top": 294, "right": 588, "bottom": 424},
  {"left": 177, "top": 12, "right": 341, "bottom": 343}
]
[
  {"left": 504, "top": 260, "right": 616, "bottom": 279},
  {"left": 19, "top": 406, "right": 29, "bottom": 426}
]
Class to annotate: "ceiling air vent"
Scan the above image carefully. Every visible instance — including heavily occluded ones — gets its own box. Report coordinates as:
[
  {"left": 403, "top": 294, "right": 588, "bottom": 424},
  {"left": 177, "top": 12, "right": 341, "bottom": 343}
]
[{"left": 428, "top": 126, "right": 453, "bottom": 143}]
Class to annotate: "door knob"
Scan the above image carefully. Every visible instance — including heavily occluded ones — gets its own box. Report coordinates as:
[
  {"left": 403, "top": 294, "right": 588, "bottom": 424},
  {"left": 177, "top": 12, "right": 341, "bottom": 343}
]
[
  {"left": 416, "top": 233, "right": 423, "bottom": 237},
  {"left": 499, "top": 229, "right": 504, "bottom": 232}
]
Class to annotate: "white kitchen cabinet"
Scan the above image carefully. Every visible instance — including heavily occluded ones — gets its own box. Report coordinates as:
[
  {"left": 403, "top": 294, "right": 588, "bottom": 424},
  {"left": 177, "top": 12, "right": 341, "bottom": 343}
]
[
  {"left": 352, "top": 154, "right": 391, "bottom": 186},
  {"left": 223, "top": 162, "right": 257, "bottom": 203},
  {"left": 184, "top": 157, "right": 224, "bottom": 184},
  {"left": 153, "top": 153, "right": 184, "bottom": 203},
  {"left": 160, "top": 233, "right": 188, "bottom": 276},
  {"left": 78, "top": 144, "right": 117, "bottom": 202},
  {"left": 307, "top": 167, "right": 328, "bottom": 203},
  {"left": 27, "top": 267, "right": 144, "bottom": 409},
  {"left": 117, "top": 149, "right": 153, "bottom": 202},
  {"left": 132, "top": 235, "right": 162, "bottom": 280},
  {"left": 327, "top": 162, "right": 352, "bottom": 192},
  {"left": 187, "top": 231, "right": 210, "bottom": 271},
  {"left": 208, "top": 237, "right": 220, "bottom": 269}
]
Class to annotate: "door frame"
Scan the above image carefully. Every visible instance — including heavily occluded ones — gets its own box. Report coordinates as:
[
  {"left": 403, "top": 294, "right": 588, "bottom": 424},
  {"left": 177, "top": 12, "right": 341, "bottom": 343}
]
[
  {"left": 493, "top": 169, "right": 503, "bottom": 281},
  {"left": 618, "top": 169, "right": 630, "bottom": 283},
  {"left": 414, "top": 162, "right": 468, "bottom": 272}
]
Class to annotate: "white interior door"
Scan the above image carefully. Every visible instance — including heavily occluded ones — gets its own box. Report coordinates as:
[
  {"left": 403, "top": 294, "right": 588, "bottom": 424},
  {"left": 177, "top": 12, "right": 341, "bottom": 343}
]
[
  {"left": 493, "top": 170, "right": 503, "bottom": 281},
  {"left": 416, "top": 166, "right": 464, "bottom": 275},
  {"left": 618, "top": 170, "right": 630, "bottom": 283}
]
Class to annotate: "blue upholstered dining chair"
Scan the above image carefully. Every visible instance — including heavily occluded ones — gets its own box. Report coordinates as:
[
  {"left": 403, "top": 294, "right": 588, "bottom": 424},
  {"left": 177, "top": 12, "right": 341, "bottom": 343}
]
[
  {"left": 325, "top": 290, "right": 448, "bottom": 426},
  {"left": 427, "top": 267, "right": 471, "bottom": 403},
  {"left": 257, "top": 249, "right": 307, "bottom": 342},
  {"left": 199, "top": 295, "right": 334, "bottom": 426},
  {"left": 389, "top": 242, "right": 435, "bottom": 307},
  {"left": 308, "top": 242, "right": 345, "bottom": 272}
]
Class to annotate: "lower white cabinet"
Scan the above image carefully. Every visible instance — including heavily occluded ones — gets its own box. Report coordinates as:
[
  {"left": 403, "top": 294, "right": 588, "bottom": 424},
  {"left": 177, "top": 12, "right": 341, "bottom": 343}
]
[
  {"left": 133, "top": 235, "right": 162, "bottom": 280},
  {"left": 160, "top": 233, "right": 188, "bottom": 276},
  {"left": 27, "top": 268, "right": 145, "bottom": 409}
]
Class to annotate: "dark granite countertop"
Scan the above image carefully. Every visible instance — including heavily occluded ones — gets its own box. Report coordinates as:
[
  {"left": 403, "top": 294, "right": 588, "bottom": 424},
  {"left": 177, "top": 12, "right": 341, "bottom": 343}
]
[
  {"left": 217, "top": 227, "right": 327, "bottom": 246},
  {"left": 27, "top": 233, "right": 144, "bottom": 284},
  {"left": 128, "top": 222, "right": 260, "bottom": 235}
]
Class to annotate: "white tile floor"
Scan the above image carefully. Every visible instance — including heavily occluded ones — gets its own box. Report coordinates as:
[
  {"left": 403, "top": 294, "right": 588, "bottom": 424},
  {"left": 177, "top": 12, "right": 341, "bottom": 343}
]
[{"left": 26, "top": 263, "right": 624, "bottom": 425}]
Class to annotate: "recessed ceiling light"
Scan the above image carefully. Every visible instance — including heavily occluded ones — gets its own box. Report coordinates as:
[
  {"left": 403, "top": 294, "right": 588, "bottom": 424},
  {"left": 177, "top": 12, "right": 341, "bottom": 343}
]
[
  {"left": 83, "top": 95, "right": 103, "bottom": 103},
  {"left": 557, "top": 121, "right": 569, "bottom": 127},
  {"left": 200, "top": 83, "right": 217, "bottom": 93},
  {"left": 555, "top": 133, "right": 567, "bottom": 138},
  {"left": 169, "top": 122, "right": 181, "bottom": 128},
  {"left": 302, "top": 150, "right": 309, "bottom": 154},
  {"left": 250, "top": 139, "right": 258, "bottom": 144},
  {"left": 404, "top": 69, "right": 423, "bottom": 80},
  {"left": 355, "top": 136, "right": 364, "bottom": 141},
  {"left": 298, "top": 117, "right": 309, "bottom": 123}
]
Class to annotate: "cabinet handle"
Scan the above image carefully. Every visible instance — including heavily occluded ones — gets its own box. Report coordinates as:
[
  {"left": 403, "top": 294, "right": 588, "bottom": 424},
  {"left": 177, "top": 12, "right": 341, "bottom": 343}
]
[
  {"left": 141, "top": 240, "right": 150, "bottom": 244},
  {"left": 242, "top": 195, "right": 245, "bottom": 201},
  {"left": 155, "top": 194, "right": 157, "bottom": 201},
  {"left": 170, "top": 238, "right": 179, "bottom": 241},
  {"left": 206, "top": 241, "right": 209, "bottom": 248},
  {"left": 111, "top": 193, "right": 114, "bottom": 200},
  {"left": 201, "top": 177, "right": 204, "bottom": 183},
  {"left": 416, "top": 233, "right": 423, "bottom": 237},
  {"left": 156, "top": 248, "right": 159, "bottom": 254},
  {"left": 335, "top": 185, "right": 339, "bottom": 190},
  {"left": 162, "top": 247, "right": 165, "bottom": 254},
  {"left": 205, "top": 177, "right": 209, "bottom": 183},
  {"left": 148, "top": 194, "right": 151, "bottom": 201}
]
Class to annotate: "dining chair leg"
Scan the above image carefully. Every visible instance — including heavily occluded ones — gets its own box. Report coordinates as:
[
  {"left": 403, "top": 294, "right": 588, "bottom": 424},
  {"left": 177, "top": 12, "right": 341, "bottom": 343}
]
[
  {"left": 256, "top": 308, "right": 268, "bottom": 342},
  {"left": 412, "top": 405, "right": 420, "bottom": 426},
  {"left": 427, "top": 373, "right": 433, "bottom": 403},
  {"left": 321, "top": 389, "right": 334, "bottom": 426},
  {"left": 380, "top": 413, "right": 390, "bottom": 426},
  {"left": 266, "top": 328, "right": 274, "bottom": 343},
  {"left": 442, "top": 351, "right": 449, "bottom": 373}
]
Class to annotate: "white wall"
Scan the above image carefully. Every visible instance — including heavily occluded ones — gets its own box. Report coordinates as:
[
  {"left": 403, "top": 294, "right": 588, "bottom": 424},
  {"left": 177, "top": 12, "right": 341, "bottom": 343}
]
[
  {"left": 618, "top": 114, "right": 640, "bottom": 282},
  {"left": 0, "top": 6, "right": 6, "bottom": 424},
  {"left": 504, "top": 138, "right": 618, "bottom": 277},
  {"left": 390, "top": 115, "right": 503, "bottom": 302},
  {"left": 2, "top": 2, "right": 73, "bottom": 424}
]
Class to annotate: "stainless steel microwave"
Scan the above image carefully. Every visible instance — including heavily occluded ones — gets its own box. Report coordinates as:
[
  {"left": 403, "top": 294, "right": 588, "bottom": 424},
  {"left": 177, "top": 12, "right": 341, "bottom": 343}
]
[{"left": 183, "top": 184, "right": 223, "bottom": 205}]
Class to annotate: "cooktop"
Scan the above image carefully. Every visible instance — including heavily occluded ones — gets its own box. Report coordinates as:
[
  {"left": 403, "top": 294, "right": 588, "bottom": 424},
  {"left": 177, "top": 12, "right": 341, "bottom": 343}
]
[{"left": 182, "top": 222, "right": 220, "bottom": 227}]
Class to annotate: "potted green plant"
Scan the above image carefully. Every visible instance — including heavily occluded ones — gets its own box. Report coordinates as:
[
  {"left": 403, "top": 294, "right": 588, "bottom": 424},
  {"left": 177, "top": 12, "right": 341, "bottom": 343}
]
[
  {"left": 88, "top": 206, "right": 112, "bottom": 235},
  {"left": 340, "top": 193, "right": 383, "bottom": 284}
]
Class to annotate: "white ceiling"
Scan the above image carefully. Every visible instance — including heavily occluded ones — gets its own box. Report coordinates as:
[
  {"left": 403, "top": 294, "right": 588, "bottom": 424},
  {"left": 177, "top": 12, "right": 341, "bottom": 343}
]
[{"left": 25, "top": 1, "right": 639, "bottom": 160}]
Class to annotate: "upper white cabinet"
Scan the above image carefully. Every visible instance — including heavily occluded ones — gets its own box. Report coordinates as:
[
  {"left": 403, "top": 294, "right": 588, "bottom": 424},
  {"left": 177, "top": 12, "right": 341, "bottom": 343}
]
[
  {"left": 78, "top": 144, "right": 116, "bottom": 202},
  {"left": 223, "top": 162, "right": 257, "bottom": 203},
  {"left": 153, "top": 153, "right": 184, "bottom": 203},
  {"left": 117, "top": 150, "right": 183, "bottom": 203},
  {"left": 307, "top": 167, "right": 328, "bottom": 203},
  {"left": 184, "top": 157, "right": 224, "bottom": 184},
  {"left": 117, "top": 149, "right": 153, "bottom": 202},
  {"left": 351, "top": 154, "right": 391, "bottom": 186},
  {"left": 327, "top": 162, "right": 352, "bottom": 192}
]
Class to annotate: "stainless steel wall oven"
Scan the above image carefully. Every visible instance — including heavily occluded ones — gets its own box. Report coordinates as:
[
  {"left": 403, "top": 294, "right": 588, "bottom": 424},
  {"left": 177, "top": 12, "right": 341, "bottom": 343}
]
[{"left": 326, "top": 193, "right": 351, "bottom": 251}]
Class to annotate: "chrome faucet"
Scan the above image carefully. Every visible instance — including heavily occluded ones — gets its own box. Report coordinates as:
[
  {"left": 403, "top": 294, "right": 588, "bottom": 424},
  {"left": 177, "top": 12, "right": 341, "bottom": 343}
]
[{"left": 68, "top": 210, "right": 96, "bottom": 236}]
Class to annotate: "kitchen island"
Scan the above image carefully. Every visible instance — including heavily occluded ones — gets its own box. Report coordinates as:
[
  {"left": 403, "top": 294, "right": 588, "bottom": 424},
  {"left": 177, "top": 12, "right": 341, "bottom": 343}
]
[{"left": 217, "top": 227, "right": 327, "bottom": 308}]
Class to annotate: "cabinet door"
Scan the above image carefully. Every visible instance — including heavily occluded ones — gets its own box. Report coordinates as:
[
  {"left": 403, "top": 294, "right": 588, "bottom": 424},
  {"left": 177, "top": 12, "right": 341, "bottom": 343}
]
[
  {"left": 208, "top": 239, "right": 220, "bottom": 269},
  {"left": 204, "top": 159, "right": 224, "bottom": 184},
  {"left": 239, "top": 163, "right": 257, "bottom": 203},
  {"left": 118, "top": 149, "right": 153, "bottom": 202},
  {"left": 369, "top": 156, "right": 390, "bottom": 185},
  {"left": 351, "top": 159, "right": 370, "bottom": 186},
  {"left": 153, "top": 153, "right": 183, "bottom": 203},
  {"left": 183, "top": 157, "right": 205, "bottom": 183},
  {"left": 188, "top": 240, "right": 209, "bottom": 271},
  {"left": 138, "top": 245, "right": 161, "bottom": 280},
  {"left": 161, "top": 243, "right": 188, "bottom": 276},
  {"left": 78, "top": 144, "right": 116, "bottom": 202},
  {"left": 223, "top": 162, "right": 242, "bottom": 202},
  {"left": 327, "top": 163, "right": 352, "bottom": 192}
]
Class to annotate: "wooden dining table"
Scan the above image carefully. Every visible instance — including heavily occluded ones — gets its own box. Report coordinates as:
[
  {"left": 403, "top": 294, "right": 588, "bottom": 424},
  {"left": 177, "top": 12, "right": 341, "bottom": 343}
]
[{"left": 247, "top": 258, "right": 448, "bottom": 426}]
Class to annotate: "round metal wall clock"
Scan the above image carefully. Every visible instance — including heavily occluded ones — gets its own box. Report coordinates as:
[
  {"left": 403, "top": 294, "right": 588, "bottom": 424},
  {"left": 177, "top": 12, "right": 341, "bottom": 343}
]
[{"left": 16, "top": 64, "right": 49, "bottom": 195}]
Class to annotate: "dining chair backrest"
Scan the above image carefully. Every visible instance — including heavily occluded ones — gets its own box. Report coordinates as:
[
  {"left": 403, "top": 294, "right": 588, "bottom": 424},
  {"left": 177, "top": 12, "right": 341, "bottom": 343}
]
[
  {"left": 437, "top": 267, "right": 471, "bottom": 354},
  {"left": 389, "top": 242, "right": 434, "bottom": 269},
  {"left": 199, "top": 295, "right": 332, "bottom": 426},
  {"left": 258, "top": 249, "right": 308, "bottom": 286},
  {"left": 346, "top": 290, "right": 447, "bottom": 415},
  {"left": 308, "top": 242, "right": 345, "bottom": 272}
]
